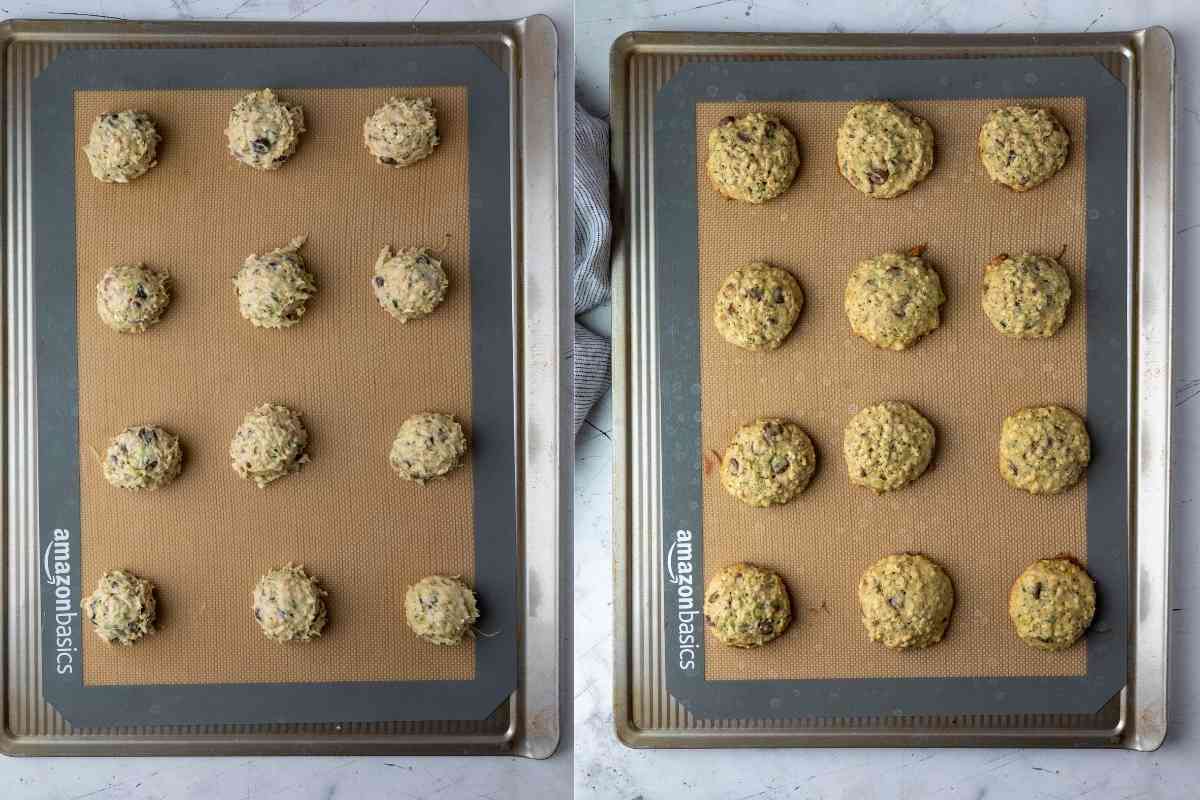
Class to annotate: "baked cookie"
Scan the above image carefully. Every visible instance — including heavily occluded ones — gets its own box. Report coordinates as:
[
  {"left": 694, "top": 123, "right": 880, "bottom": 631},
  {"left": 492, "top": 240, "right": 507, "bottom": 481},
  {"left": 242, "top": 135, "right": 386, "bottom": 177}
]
[
  {"left": 230, "top": 403, "right": 310, "bottom": 488},
  {"left": 999, "top": 405, "right": 1090, "bottom": 494},
  {"left": 703, "top": 562, "right": 792, "bottom": 648},
  {"left": 719, "top": 418, "right": 817, "bottom": 507},
  {"left": 102, "top": 425, "right": 183, "bottom": 491},
  {"left": 405, "top": 575, "right": 479, "bottom": 646},
  {"left": 858, "top": 553, "right": 954, "bottom": 650},
  {"left": 713, "top": 262, "right": 803, "bottom": 351},
  {"left": 706, "top": 112, "right": 799, "bottom": 203},
  {"left": 373, "top": 245, "right": 449, "bottom": 322},
  {"left": 225, "top": 89, "right": 305, "bottom": 170},
  {"left": 844, "top": 247, "right": 945, "bottom": 350},
  {"left": 836, "top": 101, "right": 935, "bottom": 199},
  {"left": 1009, "top": 557, "right": 1096, "bottom": 651},
  {"left": 252, "top": 564, "right": 328, "bottom": 642},
  {"left": 83, "top": 111, "right": 160, "bottom": 183},
  {"left": 233, "top": 236, "right": 316, "bottom": 328},
  {"left": 389, "top": 412, "right": 468, "bottom": 484},
  {"left": 843, "top": 401, "right": 935, "bottom": 493},
  {"left": 982, "top": 252, "right": 1071, "bottom": 338},
  {"left": 979, "top": 106, "right": 1069, "bottom": 192},
  {"left": 83, "top": 569, "right": 157, "bottom": 645},
  {"left": 96, "top": 263, "right": 171, "bottom": 333},
  {"left": 363, "top": 96, "right": 439, "bottom": 166}
]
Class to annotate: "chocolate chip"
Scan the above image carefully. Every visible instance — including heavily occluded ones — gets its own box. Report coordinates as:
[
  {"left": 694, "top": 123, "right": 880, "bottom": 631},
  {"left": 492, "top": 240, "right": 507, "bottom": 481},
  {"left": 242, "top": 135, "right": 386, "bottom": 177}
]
[
  {"left": 380, "top": 157, "right": 398, "bottom": 165},
  {"left": 273, "top": 154, "right": 289, "bottom": 165},
  {"left": 138, "top": 428, "right": 155, "bottom": 444},
  {"left": 747, "top": 286, "right": 764, "bottom": 301},
  {"left": 868, "top": 168, "right": 889, "bottom": 185},
  {"left": 758, "top": 620, "right": 775, "bottom": 634},
  {"left": 1006, "top": 151, "right": 1017, "bottom": 165},
  {"left": 727, "top": 457, "right": 740, "bottom": 475},
  {"left": 719, "top": 116, "right": 736, "bottom": 126},
  {"left": 736, "top": 131, "right": 751, "bottom": 143},
  {"left": 251, "top": 137, "right": 272, "bottom": 155},
  {"left": 772, "top": 288, "right": 785, "bottom": 304},
  {"left": 374, "top": 276, "right": 385, "bottom": 287},
  {"left": 762, "top": 421, "right": 782, "bottom": 441},
  {"left": 764, "top": 121, "right": 777, "bottom": 137},
  {"left": 770, "top": 456, "right": 789, "bottom": 474},
  {"left": 887, "top": 595, "right": 904, "bottom": 610},
  {"left": 134, "top": 285, "right": 147, "bottom": 300},
  {"left": 1033, "top": 582, "right": 1043, "bottom": 599}
]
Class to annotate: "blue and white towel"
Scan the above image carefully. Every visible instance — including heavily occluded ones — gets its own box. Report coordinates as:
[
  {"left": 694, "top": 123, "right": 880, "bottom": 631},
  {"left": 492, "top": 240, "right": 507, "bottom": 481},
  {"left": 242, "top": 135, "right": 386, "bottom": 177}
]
[{"left": 573, "top": 102, "right": 612, "bottom": 433}]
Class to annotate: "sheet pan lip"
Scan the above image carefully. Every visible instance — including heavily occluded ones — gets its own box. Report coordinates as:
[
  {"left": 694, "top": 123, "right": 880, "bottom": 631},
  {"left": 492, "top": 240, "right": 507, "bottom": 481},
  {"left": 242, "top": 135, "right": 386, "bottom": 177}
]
[
  {"left": 611, "top": 27, "right": 1173, "bottom": 750},
  {"left": 0, "top": 15, "right": 561, "bottom": 758}
]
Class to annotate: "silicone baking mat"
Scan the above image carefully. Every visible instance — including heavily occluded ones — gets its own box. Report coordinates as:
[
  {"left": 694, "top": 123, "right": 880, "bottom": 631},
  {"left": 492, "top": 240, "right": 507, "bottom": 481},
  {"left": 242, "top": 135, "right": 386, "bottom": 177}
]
[
  {"left": 35, "top": 46, "right": 517, "bottom": 727},
  {"left": 656, "top": 57, "right": 1128, "bottom": 718}
]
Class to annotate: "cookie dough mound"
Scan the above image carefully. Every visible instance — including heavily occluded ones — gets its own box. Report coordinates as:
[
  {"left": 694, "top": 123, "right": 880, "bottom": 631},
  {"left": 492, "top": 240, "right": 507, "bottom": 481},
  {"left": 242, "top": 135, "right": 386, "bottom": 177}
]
[
  {"left": 389, "top": 412, "right": 468, "bottom": 484},
  {"left": 982, "top": 252, "right": 1072, "bottom": 338},
  {"left": 225, "top": 89, "right": 305, "bottom": 170},
  {"left": 102, "top": 425, "right": 183, "bottom": 490},
  {"left": 83, "top": 569, "right": 157, "bottom": 645},
  {"left": 836, "top": 101, "right": 935, "bottom": 199},
  {"left": 858, "top": 553, "right": 954, "bottom": 650},
  {"left": 96, "top": 263, "right": 171, "bottom": 333},
  {"left": 84, "top": 111, "right": 161, "bottom": 183},
  {"left": 405, "top": 575, "right": 479, "bottom": 645},
  {"left": 230, "top": 403, "right": 309, "bottom": 488},
  {"left": 703, "top": 562, "right": 792, "bottom": 648},
  {"left": 720, "top": 418, "right": 816, "bottom": 507},
  {"left": 979, "top": 105, "right": 1069, "bottom": 192},
  {"left": 999, "top": 406, "right": 1090, "bottom": 494},
  {"left": 844, "top": 401, "right": 936, "bottom": 493},
  {"left": 713, "top": 262, "right": 804, "bottom": 351},
  {"left": 845, "top": 249, "right": 945, "bottom": 351},
  {"left": 234, "top": 235, "right": 315, "bottom": 328},
  {"left": 706, "top": 112, "right": 799, "bottom": 203},
  {"left": 363, "top": 96, "right": 440, "bottom": 166},
  {"left": 373, "top": 245, "right": 449, "bottom": 321},
  {"left": 1009, "top": 557, "right": 1096, "bottom": 651},
  {"left": 252, "top": 564, "right": 327, "bottom": 642}
]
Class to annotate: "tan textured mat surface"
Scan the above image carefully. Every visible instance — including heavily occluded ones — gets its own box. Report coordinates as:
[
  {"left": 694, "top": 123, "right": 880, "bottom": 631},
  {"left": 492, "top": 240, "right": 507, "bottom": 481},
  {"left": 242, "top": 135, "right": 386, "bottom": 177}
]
[
  {"left": 75, "top": 86, "right": 475, "bottom": 685},
  {"left": 697, "top": 97, "right": 1088, "bottom": 681}
]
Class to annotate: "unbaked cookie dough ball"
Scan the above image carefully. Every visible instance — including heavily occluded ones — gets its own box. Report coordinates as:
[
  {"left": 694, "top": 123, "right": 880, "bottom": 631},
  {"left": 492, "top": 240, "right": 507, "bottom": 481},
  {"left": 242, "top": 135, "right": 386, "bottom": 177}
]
[
  {"left": 845, "top": 248, "right": 945, "bottom": 351},
  {"left": 96, "top": 263, "right": 171, "bottom": 333},
  {"left": 363, "top": 96, "right": 440, "bottom": 166},
  {"left": 252, "top": 564, "right": 328, "bottom": 642},
  {"left": 836, "top": 101, "right": 935, "bottom": 199},
  {"left": 83, "top": 110, "right": 161, "bottom": 183},
  {"left": 706, "top": 112, "right": 800, "bottom": 203},
  {"left": 858, "top": 553, "right": 954, "bottom": 650},
  {"left": 703, "top": 562, "right": 792, "bottom": 648},
  {"left": 720, "top": 418, "right": 817, "bottom": 507},
  {"left": 999, "top": 405, "right": 1090, "bottom": 495},
  {"left": 233, "top": 235, "right": 315, "bottom": 328},
  {"left": 389, "top": 412, "right": 468, "bottom": 484},
  {"left": 713, "top": 262, "right": 804, "bottom": 351},
  {"left": 844, "top": 401, "right": 936, "bottom": 493},
  {"left": 373, "top": 245, "right": 449, "bottom": 322},
  {"left": 83, "top": 569, "right": 157, "bottom": 645},
  {"left": 102, "top": 425, "right": 183, "bottom": 491},
  {"left": 1009, "top": 556, "right": 1096, "bottom": 651},
  {"left": 225, "top": 89, "right": 305, "bottom": 170},
  {"left": 982, "top": 252, "right": 1072, "bottom": 338},
  {"left": 230, "top": 403, "right": 310, "bottom": 488},
  {"left": 405, "top": 575, "right": 479, "bottom": 646},
  {"left": 979, "top": 105, "right": 1070, "bottom": 192}
]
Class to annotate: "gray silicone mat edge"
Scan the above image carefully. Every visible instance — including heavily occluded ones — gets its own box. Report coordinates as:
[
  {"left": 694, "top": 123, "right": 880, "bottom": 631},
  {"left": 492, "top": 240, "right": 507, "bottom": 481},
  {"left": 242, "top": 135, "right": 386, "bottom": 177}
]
[
  {"left": 33, "top": 45, "right": 517, "bottom": 728},
  {"left": 655, "top": 55, "right": 1129, "bottom": 720}
]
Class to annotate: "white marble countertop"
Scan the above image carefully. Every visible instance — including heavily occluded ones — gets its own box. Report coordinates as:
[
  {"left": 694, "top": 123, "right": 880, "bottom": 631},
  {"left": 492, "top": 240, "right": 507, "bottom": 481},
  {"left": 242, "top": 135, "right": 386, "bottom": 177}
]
[
  {"left": 0, "top": 1, "right": 572, "bottom": 798},
  {"left": 574, "top": 1, "right": 1200, "bottom": 798}
]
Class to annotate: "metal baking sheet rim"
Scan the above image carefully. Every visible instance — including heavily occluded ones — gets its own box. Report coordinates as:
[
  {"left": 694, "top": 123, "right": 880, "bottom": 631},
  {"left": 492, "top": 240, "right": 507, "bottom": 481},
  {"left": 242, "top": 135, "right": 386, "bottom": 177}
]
[
  {"left": 0, "top": 17, "right": 563, "bottom": 759},
  {"left": 610, "top": 27, "right": 1173, "bottom": 751}
]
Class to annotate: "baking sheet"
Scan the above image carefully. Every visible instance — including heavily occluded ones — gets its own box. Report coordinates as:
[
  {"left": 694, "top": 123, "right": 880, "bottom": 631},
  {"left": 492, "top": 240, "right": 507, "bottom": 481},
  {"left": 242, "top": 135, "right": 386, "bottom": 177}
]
[
  {"left": 655, "top": 56, "right": 1128, "bottom": 719},
  {"left": 698, "top": 96, "right": 1087, "bottom": 682},
  {"left": 35, "top": 45, "right": 517, "bottom": 727}
]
